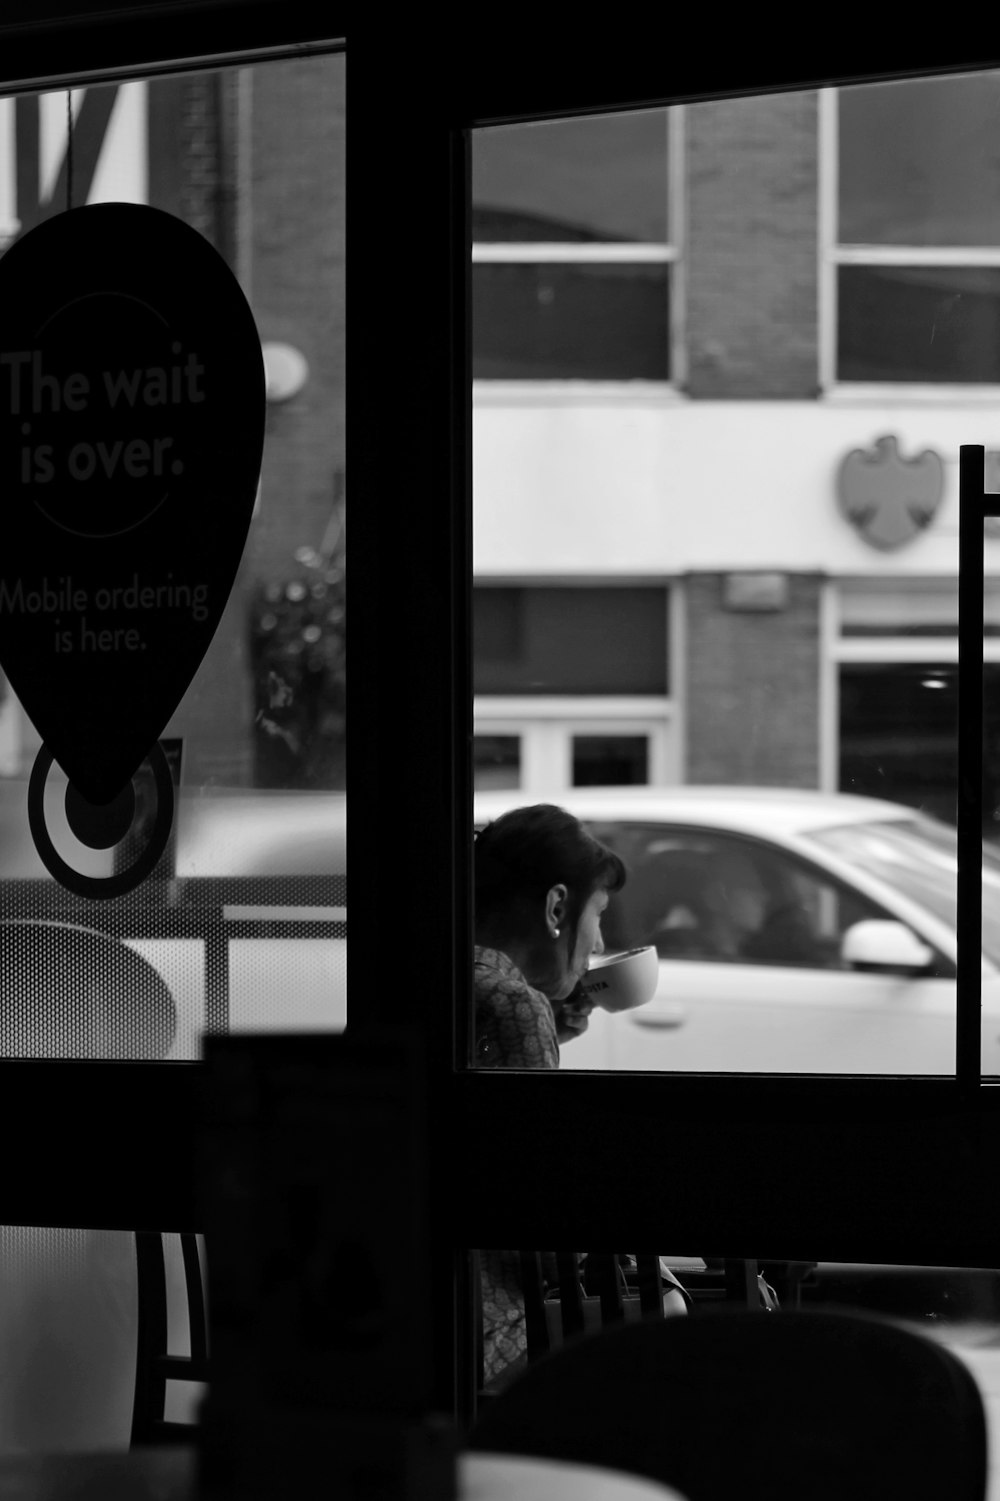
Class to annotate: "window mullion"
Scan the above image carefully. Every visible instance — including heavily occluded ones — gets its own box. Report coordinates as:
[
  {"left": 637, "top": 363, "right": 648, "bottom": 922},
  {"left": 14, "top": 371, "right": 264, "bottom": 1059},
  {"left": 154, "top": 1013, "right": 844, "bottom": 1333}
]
[{"left": 957, "top": 444, "right": 988, "bottom": 1088}]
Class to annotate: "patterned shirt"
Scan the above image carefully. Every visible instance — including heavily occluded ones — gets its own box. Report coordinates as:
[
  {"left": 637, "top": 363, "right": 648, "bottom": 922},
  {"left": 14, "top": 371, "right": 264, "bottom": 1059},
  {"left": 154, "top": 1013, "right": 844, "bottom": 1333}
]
[
  {"left": 474, "top": 947, "right": 558, "bottom": 1389},
  {"left": 474, "top": 946, "right": 559, "bottom": 1070}
]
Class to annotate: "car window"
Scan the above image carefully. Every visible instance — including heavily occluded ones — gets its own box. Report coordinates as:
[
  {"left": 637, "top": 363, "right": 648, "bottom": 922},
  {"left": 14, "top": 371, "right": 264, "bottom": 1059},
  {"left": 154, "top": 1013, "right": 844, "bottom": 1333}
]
[
  {"left": 588, "top": 822, "right": 903, "bottom": 971},
  {"left": 811, "top": 816, "right": 1000, "bottom": 968}
]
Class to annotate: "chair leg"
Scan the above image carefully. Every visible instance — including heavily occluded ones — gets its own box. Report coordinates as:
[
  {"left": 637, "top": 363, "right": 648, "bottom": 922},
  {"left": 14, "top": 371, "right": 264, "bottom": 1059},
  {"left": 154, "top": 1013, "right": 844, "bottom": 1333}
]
[
  {"left": 181, "top": 1234, "right": 208, "bottom": 1365},
  {"left": 132, "top": 1232, "right": 169, "bottom": 1447}
]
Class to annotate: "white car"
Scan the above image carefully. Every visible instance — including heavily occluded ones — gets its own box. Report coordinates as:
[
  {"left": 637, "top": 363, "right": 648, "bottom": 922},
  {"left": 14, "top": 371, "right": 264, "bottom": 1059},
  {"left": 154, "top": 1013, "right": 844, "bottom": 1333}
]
[{"left": 474, "top": 785, "right": 1000, "bottom": 1075}]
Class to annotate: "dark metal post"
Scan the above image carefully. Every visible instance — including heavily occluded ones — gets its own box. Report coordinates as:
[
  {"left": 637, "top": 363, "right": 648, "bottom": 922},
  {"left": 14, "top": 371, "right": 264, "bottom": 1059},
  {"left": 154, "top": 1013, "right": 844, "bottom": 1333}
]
[{"left": 957, "top": 445, "right": 987, "bottom": 1088}]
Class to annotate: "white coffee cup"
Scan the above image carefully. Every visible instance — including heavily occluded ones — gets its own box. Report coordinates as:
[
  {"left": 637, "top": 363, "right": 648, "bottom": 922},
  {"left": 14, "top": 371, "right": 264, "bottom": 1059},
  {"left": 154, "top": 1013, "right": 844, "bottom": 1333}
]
[{"left": 580, "top": 945, "right": 658, "bottom": 1012}]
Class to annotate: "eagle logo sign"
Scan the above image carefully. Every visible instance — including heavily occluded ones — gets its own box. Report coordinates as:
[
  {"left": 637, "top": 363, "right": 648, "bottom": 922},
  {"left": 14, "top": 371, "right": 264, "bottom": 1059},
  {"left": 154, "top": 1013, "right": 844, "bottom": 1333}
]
[{"left": 836, "top": 435, "right": 945, "bottom": 551}]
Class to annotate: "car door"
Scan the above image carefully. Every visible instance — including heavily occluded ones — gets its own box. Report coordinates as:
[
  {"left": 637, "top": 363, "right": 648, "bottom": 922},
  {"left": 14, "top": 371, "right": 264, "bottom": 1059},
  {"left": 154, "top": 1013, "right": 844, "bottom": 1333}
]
[{"left": 568, "top": 823, "right": 963, "bottom": 1075}]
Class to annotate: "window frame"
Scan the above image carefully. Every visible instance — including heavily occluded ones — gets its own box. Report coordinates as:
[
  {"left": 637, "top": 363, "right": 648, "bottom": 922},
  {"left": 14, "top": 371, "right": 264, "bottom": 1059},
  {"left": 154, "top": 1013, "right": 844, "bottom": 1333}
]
[
  {"left": 3, "top": 8, "right": 1000, "bottom": 1429},
  {"left": 472, "top": 703, "right": 677, "bottom": 789}
]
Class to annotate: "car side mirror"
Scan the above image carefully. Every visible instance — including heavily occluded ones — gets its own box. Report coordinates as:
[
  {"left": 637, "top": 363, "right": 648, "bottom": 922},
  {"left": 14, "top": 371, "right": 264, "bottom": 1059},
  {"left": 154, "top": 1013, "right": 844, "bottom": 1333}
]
[{"left": 841, "top": 919, "right": 935, "bottom": 976}]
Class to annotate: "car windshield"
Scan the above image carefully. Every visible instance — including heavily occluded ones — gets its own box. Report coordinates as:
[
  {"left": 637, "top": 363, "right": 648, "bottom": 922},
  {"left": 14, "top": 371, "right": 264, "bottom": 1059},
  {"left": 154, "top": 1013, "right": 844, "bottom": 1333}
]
[{"left": 808, "top": 817, "right": 1000, "bottom": 965}]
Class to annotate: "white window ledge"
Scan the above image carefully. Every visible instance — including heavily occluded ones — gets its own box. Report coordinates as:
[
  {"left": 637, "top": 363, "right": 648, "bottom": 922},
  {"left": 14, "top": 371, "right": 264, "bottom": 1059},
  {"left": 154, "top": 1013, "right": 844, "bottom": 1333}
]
[
  {"left": 473, "top": 380, "right": 684, "bottom": 407},
  {"left": 474, "top": 696, "right": 672, "bottom": 720},
  {"left": 823, "top": 383, "right": 1000, "bottom": 406}
]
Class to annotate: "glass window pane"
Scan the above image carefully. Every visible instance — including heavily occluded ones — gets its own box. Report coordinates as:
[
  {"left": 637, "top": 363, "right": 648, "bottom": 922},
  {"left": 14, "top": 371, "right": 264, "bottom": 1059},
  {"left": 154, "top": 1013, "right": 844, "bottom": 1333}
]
[
  {"left": 839, "top": 72, "right": 1000, "bottom": 247},
  {"left": 473, "top": 112, "right": 669, "bottom": 244},
  {"left": 0, "top": 52, "right": 346, "bottom": 1059},
  {"left": 475, "top": 735, "right": 521, "bottom": 791},
  {"left": 471, "top": 85, "right": 975, "bottom": 1079},
  {"left": 838, "top": 578, "right": 1000, "bottom": 638},
  {"left": 838, "top": 265, "right": 1000, "bottom": 384},
  {"left": 840, "top": 663, "right": 959, "bottom": 821},
  {"left": 473, "top": 262, "right": 669, "bottom": 381},
  {"left": 572, "top": 734, "right": 648, "bottom": 786}
]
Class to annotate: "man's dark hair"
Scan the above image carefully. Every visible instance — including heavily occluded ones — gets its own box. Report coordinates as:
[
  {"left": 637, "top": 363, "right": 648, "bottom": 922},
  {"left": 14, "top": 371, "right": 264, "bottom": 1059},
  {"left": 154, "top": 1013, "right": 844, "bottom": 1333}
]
[{"left": 475, "top": 803, "right": 626, "bottom": 931}]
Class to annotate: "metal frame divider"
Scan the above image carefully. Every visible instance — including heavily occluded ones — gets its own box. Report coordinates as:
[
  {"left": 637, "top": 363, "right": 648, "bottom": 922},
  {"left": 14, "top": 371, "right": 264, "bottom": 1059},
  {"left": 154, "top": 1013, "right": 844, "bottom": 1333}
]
[{"left": 958, "top": 446, "right": 998, "bottom": 1090}]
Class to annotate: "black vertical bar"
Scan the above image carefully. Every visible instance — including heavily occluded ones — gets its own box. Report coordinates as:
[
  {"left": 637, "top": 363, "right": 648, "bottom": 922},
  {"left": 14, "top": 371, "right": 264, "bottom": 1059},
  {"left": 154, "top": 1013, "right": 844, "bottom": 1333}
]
[
  {"left": 518, "top": 1250, "right": 551, "bottom": 1362},
  {"left": 131, "top": 1231, "right": 169, "bottom": 1446},
  {"left": 557, "top": 1249, "right": 586, "bottom": 1337},
  {"left": 14, "top": 95, "right": 39, "bottom": 235},
  {"left": 957, "top": 445, "right": 984, "bottom": 1090},
  {"left": 181, "top": 1232, "right": 208, "bottom": 1365},
  {"left": 634, "top": 1252, "right": 664, "bottom": 1316},
  {"left": 724, "top": 1257, "right": 762, "bottom": 1308},
  {"left": 589, "top": 1250, "right": 624, "bottom": 1324},
  {"left": 46, "top": 85, "right": 118, "bottom": 217},
  {"left": 456, "top": 1250, "right": 482, "bottom": 1428}
]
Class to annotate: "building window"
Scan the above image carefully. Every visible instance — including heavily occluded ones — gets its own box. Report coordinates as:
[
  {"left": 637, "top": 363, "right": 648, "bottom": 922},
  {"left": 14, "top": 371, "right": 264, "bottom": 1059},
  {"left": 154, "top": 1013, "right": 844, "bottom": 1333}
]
[
  {"left": 471, "top": 110, "right": 675, "bottom": 381},
  {"left": 832, "top": 70, "right": 1000, "bottom": 386},
  {"left": 572, "top": 734, "right": 649, "bottom": 786},
  {"left": 472, "top": 586, "right": 672, "bottom": 793},
  {"left": 473, "top": 585, "right": 669, "bottom": 695},
  {"left": 473, "top": 734, "right": 521, "bottom": 791},
  {"left": 834, "top": 581, "right": 1000, "bottom": 835}
]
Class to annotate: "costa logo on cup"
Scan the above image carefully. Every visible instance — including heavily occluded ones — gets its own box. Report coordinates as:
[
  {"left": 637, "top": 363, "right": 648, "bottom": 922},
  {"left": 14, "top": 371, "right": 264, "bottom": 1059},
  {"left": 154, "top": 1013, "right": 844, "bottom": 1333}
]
[{"left": 581, "top": 945, "right": 658, "bottom": 1012}]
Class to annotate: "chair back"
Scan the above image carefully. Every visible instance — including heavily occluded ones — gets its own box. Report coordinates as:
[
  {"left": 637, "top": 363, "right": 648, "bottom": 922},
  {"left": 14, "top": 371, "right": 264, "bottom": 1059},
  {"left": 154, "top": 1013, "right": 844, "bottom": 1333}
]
[
  {"left": 131, "top": 1231, "right": 209, "bottom": 1446},
  {"left": 520, "top": 1252, "right": 667, "bottom": 1361},
  {"left": 519, "top": 1253, "right": 770, "bottom": 1364},
  {"left": 469, "top": 1307, "right": 988, "bottom": 1501}
]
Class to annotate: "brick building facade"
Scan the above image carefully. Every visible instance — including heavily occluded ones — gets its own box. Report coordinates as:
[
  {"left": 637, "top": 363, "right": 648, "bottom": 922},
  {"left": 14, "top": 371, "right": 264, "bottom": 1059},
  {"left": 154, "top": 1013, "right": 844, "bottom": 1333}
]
[
  {"left": 684, "top": 573, "right": 823, "bottom": 788},
  {"left": 685, "top": 92, "right": 821, "bottom": 400},
  {"left": 472, "top": 76, "right": 1000, "bottom": 818}
]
